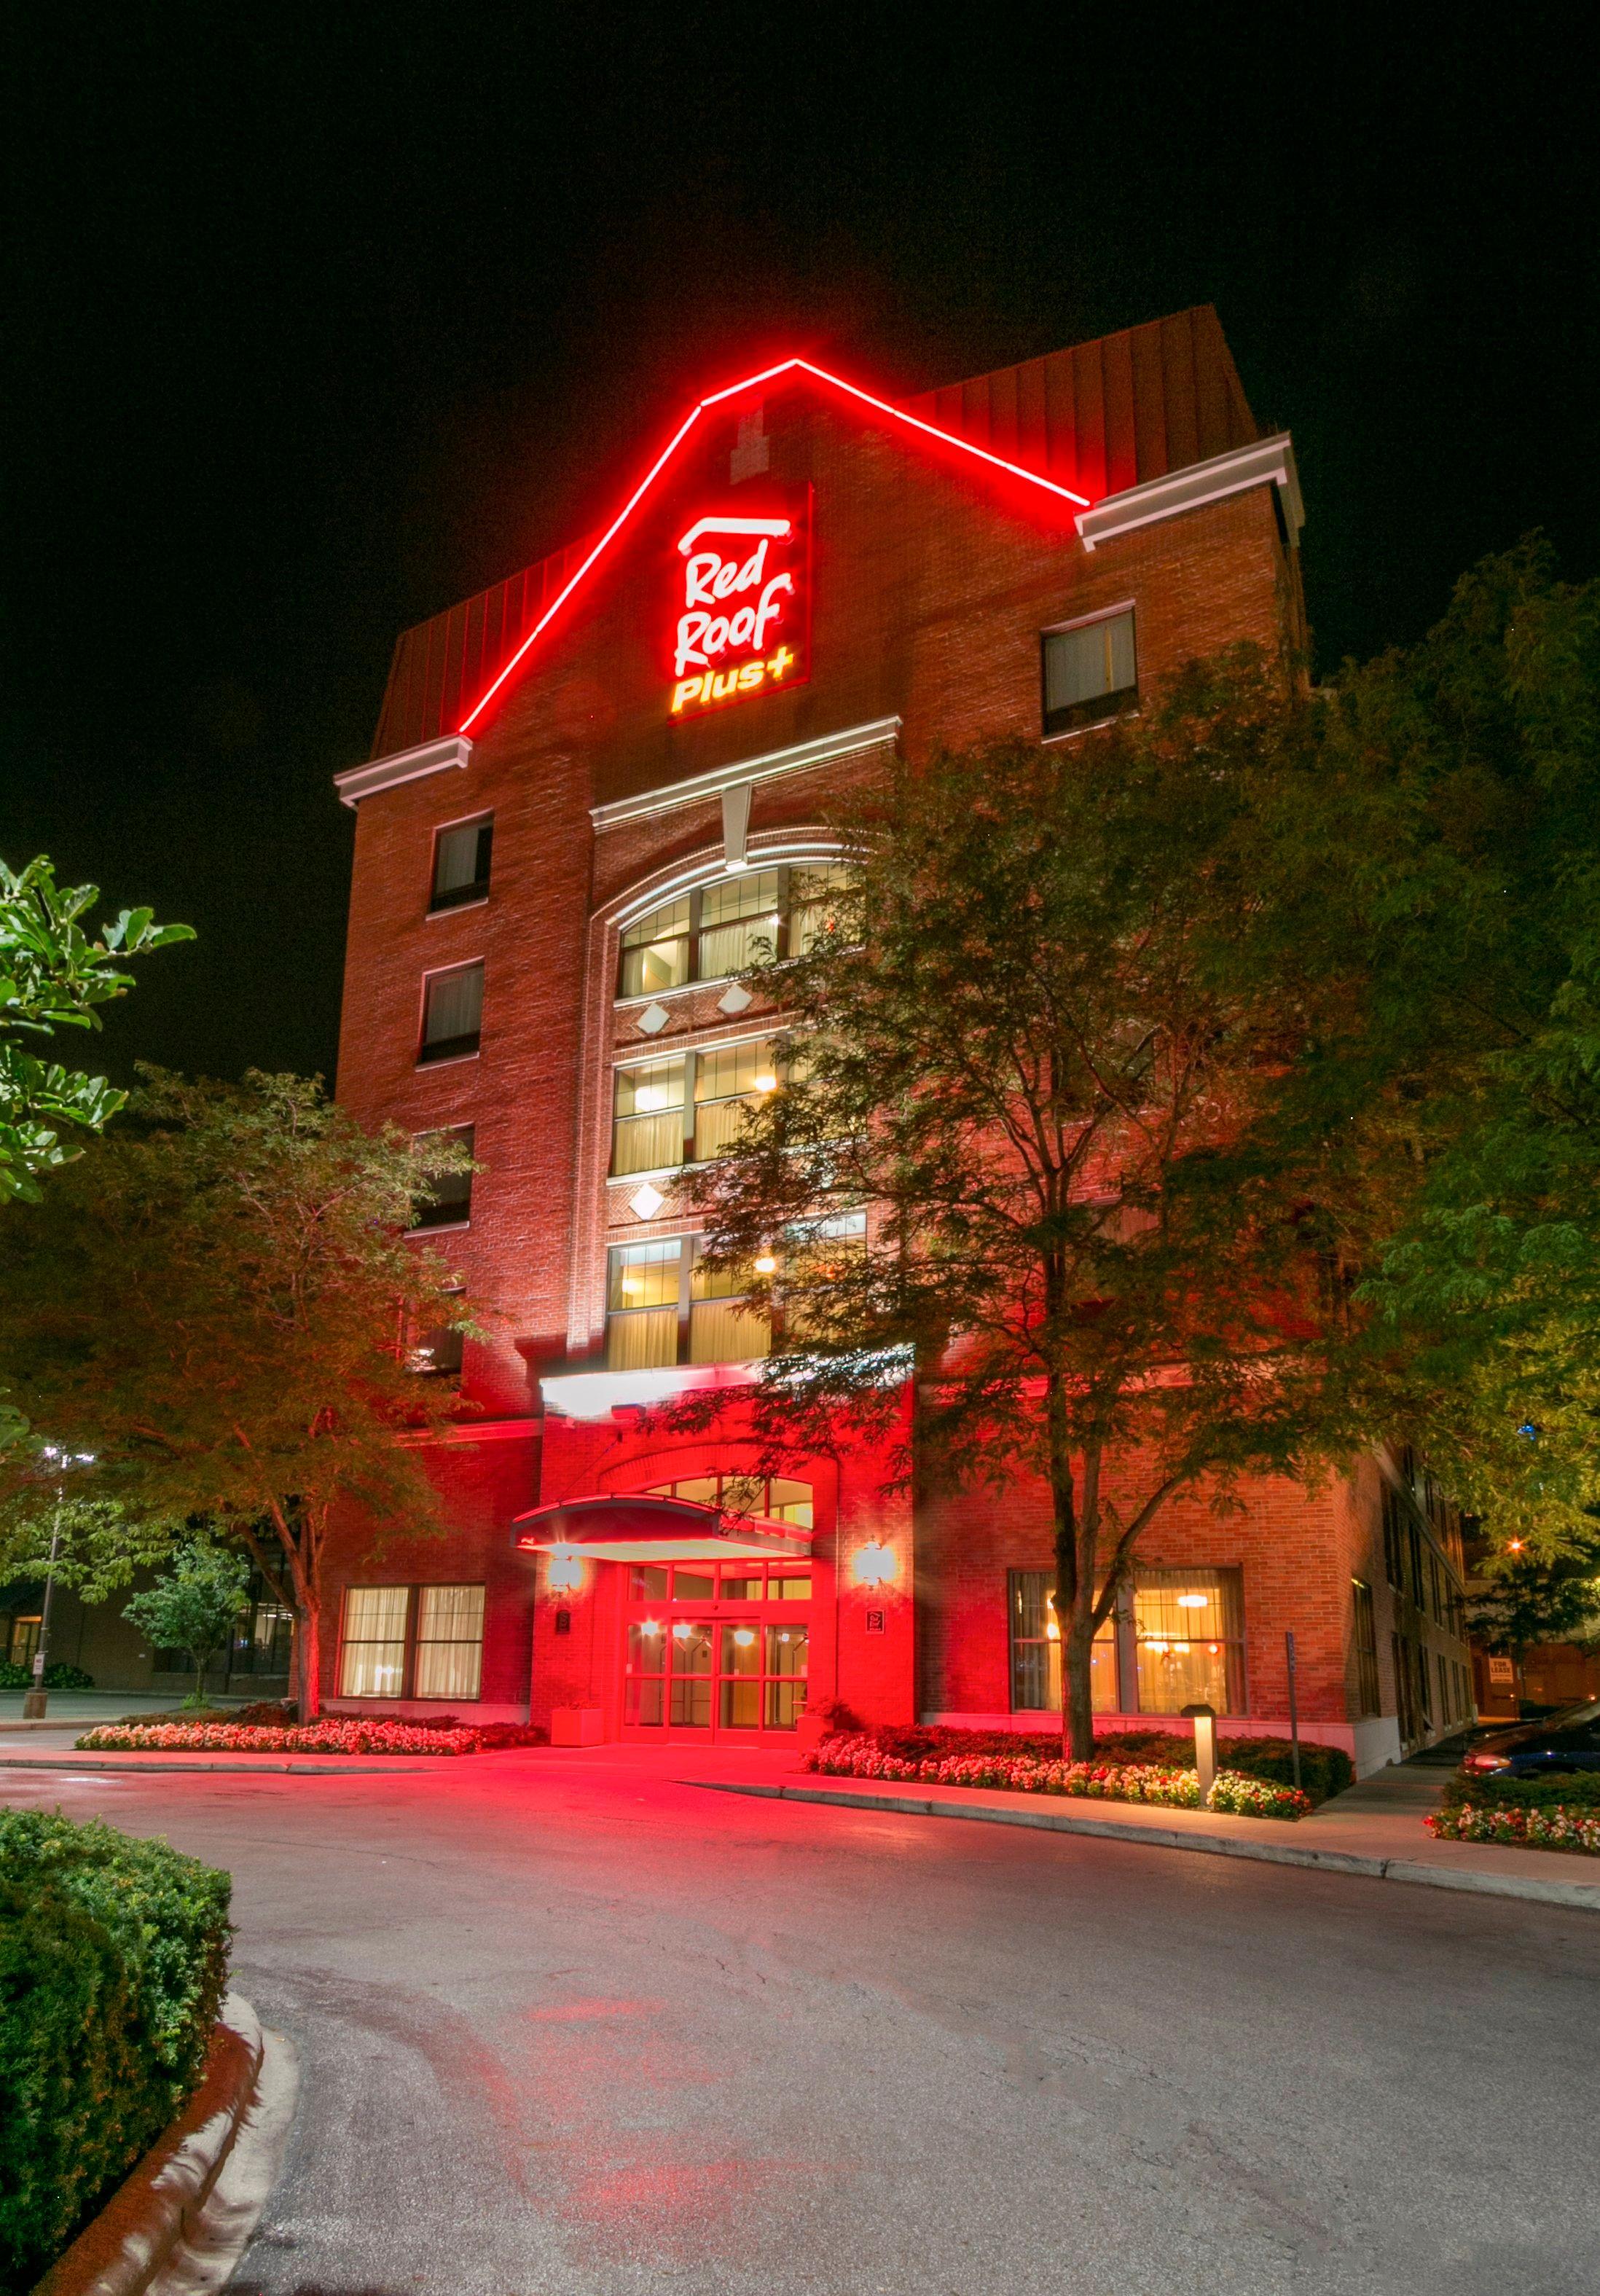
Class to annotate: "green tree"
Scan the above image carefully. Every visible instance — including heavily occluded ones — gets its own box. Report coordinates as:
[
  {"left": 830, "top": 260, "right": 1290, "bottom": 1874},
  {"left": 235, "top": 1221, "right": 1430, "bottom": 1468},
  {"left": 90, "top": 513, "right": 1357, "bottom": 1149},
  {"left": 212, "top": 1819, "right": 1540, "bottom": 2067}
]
[
  {"left": 122, "top": 1540, "right": 253, "bottom": 1706},
  {"left": 1325, "top": 546, "right": 1600, "bottom": 1560},
  {"left": 0, "top": 1071, "right": 475, "bottom": 1716},
  {"left": 675, "top": 673, "right": 1381, "bottom": 1759},
  {"left": 1468, "top": 1529, "right": 1600, "bottom": 1658},
  {"left": 0, "top": 855, "right": 192, "bottom": 1206}
]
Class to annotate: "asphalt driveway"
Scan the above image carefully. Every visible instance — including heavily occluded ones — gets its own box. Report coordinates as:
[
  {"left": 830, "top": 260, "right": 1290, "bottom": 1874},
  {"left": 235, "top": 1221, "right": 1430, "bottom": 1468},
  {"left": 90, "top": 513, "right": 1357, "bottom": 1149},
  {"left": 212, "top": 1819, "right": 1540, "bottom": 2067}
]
[{"left": 7, "top": 1747, "right": 1596, "bottom": 2296}]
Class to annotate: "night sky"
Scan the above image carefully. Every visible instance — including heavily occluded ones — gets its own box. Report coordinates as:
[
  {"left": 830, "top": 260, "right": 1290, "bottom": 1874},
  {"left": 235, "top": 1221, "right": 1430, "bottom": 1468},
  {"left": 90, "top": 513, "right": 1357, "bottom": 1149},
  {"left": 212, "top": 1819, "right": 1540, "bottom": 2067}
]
[{"left": 7, "top": 10, "right": 1595, "bottom": 1087}]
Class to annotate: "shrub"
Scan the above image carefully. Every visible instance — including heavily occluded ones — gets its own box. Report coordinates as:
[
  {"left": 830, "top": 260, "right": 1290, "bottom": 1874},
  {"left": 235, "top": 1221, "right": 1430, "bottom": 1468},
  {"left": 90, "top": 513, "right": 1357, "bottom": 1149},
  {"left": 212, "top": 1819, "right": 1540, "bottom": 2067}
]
[
  {"left": 76, "top": 1717, "right": 546, "bottom": 1756},
  {"left": 1427, "top": 1803, "right": 1600, "bottom": 1857},
  {"left": 801, "top": 1733, "right": 1311, "bottom": 1819},
  {"left": 0, "top": 1810, "right": 231, "bottom": 2292},
  {"left": 1441, "top": 1769, "right": 1600, "bottom": 1814},
  {"left": 0, "top": 1660, "right": 94, "bottom": 1692},
  {"left": 822, "top": 1724, "right": 1349, "bottom": 1803}
]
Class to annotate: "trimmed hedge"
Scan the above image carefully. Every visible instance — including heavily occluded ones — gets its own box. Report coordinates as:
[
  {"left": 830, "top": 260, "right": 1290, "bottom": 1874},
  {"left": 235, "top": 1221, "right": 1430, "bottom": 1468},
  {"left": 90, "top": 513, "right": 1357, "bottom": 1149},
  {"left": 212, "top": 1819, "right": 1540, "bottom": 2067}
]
[
  {"left": 1442, "top": 1769, "right": 1600, "bottom": 1814},
  {"left": 0, "top": 1661, "right": 94, "bottom": 1692},
  {"left": 852, "top": 1725, "right": 1352, "bottom": 1804},
  {"left": 0, "top": 1810, "right": 232, "bottom": 2294}
]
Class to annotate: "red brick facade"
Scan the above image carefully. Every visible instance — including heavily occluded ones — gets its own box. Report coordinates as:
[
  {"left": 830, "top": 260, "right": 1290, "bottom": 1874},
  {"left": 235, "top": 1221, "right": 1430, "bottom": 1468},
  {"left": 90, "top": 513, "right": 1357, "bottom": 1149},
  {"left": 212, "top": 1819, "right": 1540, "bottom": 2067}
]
[{"left": 324, "top": 313, "right": 1465, "bottom": 1772}]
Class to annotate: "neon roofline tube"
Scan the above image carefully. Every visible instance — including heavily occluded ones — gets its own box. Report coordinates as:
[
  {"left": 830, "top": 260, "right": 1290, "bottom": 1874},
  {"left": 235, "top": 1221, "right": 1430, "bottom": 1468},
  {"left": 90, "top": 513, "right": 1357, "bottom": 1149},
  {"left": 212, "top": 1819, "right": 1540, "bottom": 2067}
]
[{"left": 458, "top": 356, "right": 1091, "bottom": 737}]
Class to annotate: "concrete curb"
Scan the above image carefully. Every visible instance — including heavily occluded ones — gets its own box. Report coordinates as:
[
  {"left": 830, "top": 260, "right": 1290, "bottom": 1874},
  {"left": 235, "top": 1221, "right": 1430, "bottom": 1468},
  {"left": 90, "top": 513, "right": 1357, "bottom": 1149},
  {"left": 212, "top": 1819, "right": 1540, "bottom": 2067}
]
[
  {"left": 690, "top": 1779, "right": 1600, "bottom": 1913},
  {"left": 31, "top": 1993, "right": 272, "bottom": 2296},
  {"left": 1, "top": 1757, "right": 438, "bottom": 1776}
]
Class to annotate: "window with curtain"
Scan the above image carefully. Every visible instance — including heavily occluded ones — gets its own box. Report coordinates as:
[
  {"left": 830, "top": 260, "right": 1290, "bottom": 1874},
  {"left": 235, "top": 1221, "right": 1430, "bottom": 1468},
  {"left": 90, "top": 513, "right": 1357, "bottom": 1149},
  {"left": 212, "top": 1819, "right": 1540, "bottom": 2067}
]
[
  {"left": 612, "top": 1057, "right": 687, "bottom": 1175},
  {"left": 1008, "top": 1571, "right": 1117, "bottom": 1713},
  {"left": 430, "top": 816, "right": 493, "bottom": 912},
  {"left": 1041, "top": 609, "right": 1137, "bottom": 736},
  {"left": 338, "top": 1586, "right": 409, "bottom": 1697},
  {"left": 689, "top": 1253, "right": 769, "bottom": 1365},
  {"left": 697, "top": 870, "right": 783, "bottom": 979},
  {"left": 419, "top": 963, "right": 483, "bottom": 1063},
  {"left": 788, "top": 863, "right": 855, "bottom": 955},
  {"left": 413, "top": 1584, "right": 485, "bottom": 1699},
  {"left": 693, "top": 1038, "right": 778, "bottom": 1160},
  {"left": 607, "top": 1239, "right": 684, "bottom": 1369},
  {"left": 619, "top": 896, "right": 693, "bottom": 997},
  {"left": 1132, "top": 1568, "right": 1245, "bottom": 1714}
]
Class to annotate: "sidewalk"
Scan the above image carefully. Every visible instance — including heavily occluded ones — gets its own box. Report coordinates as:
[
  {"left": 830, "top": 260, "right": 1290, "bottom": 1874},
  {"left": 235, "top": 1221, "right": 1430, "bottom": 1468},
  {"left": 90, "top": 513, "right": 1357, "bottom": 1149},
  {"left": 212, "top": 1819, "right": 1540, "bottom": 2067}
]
[{"left": 666, "top": 1745, "right": 1600, "bottom": 1915}]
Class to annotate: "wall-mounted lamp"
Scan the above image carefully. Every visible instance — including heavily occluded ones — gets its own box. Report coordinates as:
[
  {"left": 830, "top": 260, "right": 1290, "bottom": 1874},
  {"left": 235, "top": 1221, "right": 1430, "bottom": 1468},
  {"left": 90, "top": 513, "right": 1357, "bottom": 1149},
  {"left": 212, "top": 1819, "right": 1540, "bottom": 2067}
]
[
  {"left": 546, "top": 1546, "right": 584, "bottom": 1594},
  {"left": 850, "top": 1540, "right": 899, "bottom": 1588}
]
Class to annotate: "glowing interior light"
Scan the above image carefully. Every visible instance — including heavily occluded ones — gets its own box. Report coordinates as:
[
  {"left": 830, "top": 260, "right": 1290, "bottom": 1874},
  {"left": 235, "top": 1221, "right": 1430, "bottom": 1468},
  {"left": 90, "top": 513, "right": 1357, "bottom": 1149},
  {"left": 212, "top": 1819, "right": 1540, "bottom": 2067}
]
[
  {"left": 753, "top": 1073, "right": 778, "bottom": 1093},
  {"left": 1148, "top": 1639, "right": 1169, "bottom": 1655},
  {"left": 634, "top": 1084, "right": 673, "bottom": 1110},
  {"left": 734, "top": 1629, "right": 756, "bottom": 1647},
  {"left": 1045, "top": 1620, "right": 1060, "bottom": 1642},
  {"left": 1173, "top": 1642, "right": 1191, "bottom": 1656},
  {"left": 640, "top": 1619, "right": 662, "bottom": 1636},
  {"left": 546, "top": 1545, "right": 583, "bottom": 1593},
  {"left": 456, "top": 356, "right": 1092, "bottom": 739},
  {"left": 1177, "top": 1594, "right": 1207, "bottom": 1610},
  {"left": 672, "top": 1621, "right": 693, "bottom": 1639},
  {"left": 850, "top": 1540, "right": 899, "bottom": 1588},
  {"left": 754, "top": 1253, "right": 778, "bottom": 1275},
  {"left": 620, "top": 1276, "right": 643, "bottom": 1297}
]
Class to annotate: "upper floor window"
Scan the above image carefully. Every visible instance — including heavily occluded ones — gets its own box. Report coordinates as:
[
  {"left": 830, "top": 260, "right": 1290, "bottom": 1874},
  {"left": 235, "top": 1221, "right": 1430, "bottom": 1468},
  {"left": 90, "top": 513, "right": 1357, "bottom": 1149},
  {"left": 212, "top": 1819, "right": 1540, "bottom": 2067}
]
[
  {"left": 616, "top": 863, "right": 854, "bottom": 1000},
  {"left": 431, "top": 815, "right": 493, "bottom": 912},
  {"left": 412, "top": 1125, "right": 474, "bottom": 1230},
  {"left": 648, "top": 1474, "right": 815, "bottom": 1528},
  {"left": 605, "top": 1237, "right": 769, "bottom": 1371},
  {"left": 419, "top": 961, "right": 482, "bottom": 1065},
  {"left": 611, "top": 1040, "right": 780, "bottom": 1177},
  {"left": 1041, "top": 608, "right": 1137, "bottom": 736}
]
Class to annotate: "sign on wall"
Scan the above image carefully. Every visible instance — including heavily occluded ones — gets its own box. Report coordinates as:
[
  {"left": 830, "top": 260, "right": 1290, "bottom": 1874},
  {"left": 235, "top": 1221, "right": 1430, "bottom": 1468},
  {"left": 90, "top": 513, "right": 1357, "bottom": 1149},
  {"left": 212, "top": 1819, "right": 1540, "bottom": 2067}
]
[{"left": 667, "top": 487, "right": 812, "bottom": 719}]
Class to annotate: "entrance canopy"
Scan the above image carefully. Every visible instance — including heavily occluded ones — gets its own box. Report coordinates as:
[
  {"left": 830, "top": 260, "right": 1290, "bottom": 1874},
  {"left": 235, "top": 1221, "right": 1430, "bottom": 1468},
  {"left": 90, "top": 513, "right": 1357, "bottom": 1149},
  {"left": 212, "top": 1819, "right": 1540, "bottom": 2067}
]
[{"left": 511, "top": 1493, "right": 812, "bottom": 1563}]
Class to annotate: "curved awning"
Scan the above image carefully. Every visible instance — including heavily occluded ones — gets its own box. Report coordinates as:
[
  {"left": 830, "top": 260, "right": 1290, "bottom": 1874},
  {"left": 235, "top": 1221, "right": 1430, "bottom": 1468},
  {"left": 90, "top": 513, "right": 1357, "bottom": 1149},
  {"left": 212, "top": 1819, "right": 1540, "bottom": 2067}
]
[{"left": 510, "top": 1493, "right": 812, "bottom": 1563}]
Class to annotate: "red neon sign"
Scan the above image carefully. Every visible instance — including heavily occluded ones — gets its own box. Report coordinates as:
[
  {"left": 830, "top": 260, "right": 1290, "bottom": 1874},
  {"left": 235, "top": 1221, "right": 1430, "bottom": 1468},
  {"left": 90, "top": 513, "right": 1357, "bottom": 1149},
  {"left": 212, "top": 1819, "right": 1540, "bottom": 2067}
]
[
  {"left": 668, "top": 493, "right": 811, "bottom": 718},
  {"left": 457, "top": 357, "right": 1091, "bottom": 740}
]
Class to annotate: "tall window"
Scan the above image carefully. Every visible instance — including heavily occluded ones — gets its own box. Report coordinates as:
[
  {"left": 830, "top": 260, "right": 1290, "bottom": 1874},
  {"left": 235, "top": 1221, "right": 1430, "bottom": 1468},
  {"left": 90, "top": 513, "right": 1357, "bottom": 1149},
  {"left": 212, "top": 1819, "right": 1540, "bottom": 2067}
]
[
  {"left": 605, "top": 1237, "right": 768, "bottom": 1370},
  {"left": 1351, "top": 1578, "right": 1380, "bottom": 1717},
  {"left": 610, "top": 1041, "right": 780, "bottom": 1175},
  {"left": 337, "top": 1586, "right": 409, "bottom": 1696},
  {"left": 407, "top": 1285, "right": 466, "bottom": 1379},
  {"left": 337, "top": 1583, "right": 485, "bottom": 1700},
  {"left": 1133, "top": 1568, "right": 1245, "bottom": 1714},
  {"left": 419, "top": 962, "right": 483, "bottom": 1064},
  {"left": 1381, "top": 1478, "right": 1406, "bottom": 1591},
  {"left": 414, "top": 1584, "right": 485, "bottom": 1699},
  {"left": 1041, "top": 608, "right": 1137, "bottom": 736},
  {"left": 616, "top": 865, "right": 855, "bottom": 999},
  {"left": 613, "top": 1057, "right": 687, "bottom": 1175},
  {"left": 430, "top": 815, "right": 493, "bottom": 912},
  {"left": 1008, "top": 1572, "right": 1117, "bottom": 1714},
  {"left": 412, "top": 1125, "right": 474, "bottom": 1230}
]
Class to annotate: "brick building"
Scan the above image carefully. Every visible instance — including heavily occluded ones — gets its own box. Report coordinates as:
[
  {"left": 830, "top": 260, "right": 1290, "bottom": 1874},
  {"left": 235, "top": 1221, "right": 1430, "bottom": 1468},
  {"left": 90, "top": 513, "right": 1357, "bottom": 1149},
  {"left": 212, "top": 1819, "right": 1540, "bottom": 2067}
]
[{"left": 320, "top": 307, "right": 1470, "bottom": 1774}]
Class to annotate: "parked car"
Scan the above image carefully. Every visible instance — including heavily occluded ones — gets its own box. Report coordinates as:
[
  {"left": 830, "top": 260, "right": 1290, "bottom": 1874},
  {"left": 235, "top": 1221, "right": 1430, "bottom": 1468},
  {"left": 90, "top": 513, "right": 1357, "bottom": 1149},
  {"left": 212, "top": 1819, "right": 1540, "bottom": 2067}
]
[{"left": 1462, "top": 1699, "right": 1600, "bottom": 1779}]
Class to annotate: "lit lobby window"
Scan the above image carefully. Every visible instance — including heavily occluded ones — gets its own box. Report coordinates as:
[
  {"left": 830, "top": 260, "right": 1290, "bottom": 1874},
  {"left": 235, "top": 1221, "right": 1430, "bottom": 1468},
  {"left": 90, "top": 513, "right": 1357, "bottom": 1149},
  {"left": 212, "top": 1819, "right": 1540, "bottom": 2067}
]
[
  {"left": 1008, "top": 1571, "right": 1116, "bottom": 1713},
  {"left": 1134, "top": 1567, "right": 1245, "bottom": 1713},
  {"left": 615, "top": 865, "right": 854, "bottom": 1000}
]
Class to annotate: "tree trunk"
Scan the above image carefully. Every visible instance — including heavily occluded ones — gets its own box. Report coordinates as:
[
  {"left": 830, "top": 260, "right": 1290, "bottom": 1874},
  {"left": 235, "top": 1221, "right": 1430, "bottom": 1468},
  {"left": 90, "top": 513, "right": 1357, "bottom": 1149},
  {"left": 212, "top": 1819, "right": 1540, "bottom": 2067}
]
[{"left": 295, "top": 1602, "right": 321, "bottom": 1720}]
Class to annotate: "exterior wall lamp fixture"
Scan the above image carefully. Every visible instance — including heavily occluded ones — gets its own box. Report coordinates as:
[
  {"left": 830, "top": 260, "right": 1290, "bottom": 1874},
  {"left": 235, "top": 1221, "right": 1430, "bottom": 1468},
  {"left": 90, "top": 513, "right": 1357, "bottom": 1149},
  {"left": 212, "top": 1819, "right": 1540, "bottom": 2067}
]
[
  {"left": 850, "top": 1540, "right": 899, "bottom": 1588},
  {"left": 546, "top": 1546, "right": 584, "bottom": 1594}
]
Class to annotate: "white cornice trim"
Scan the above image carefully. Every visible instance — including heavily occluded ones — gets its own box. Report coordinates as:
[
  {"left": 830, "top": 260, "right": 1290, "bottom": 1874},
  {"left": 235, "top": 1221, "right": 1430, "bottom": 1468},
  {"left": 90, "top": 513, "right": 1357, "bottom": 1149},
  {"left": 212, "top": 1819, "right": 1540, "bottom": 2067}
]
[
  {"left": 334, "top": 734, "right": 474, "bottom": 809},
  {"left": 1075, "top": 435, "right": 1303, "bottom": 553},
  {"left": 591, "top": 718, "right": 901, "bottom": 831}
]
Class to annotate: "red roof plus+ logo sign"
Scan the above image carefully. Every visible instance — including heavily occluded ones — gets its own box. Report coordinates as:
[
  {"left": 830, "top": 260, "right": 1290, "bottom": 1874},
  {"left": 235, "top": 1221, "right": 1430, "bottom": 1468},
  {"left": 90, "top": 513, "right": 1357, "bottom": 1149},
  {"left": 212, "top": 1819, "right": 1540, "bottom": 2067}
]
[{"left": 667, "top": 487, "right": 811, "bottom": 718}]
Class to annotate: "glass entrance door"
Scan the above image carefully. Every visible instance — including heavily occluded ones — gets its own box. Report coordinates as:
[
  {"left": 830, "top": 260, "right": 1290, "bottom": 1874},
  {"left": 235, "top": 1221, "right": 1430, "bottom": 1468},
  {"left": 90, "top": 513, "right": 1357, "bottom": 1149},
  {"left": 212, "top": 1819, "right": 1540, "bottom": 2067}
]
[{"left": 622, "top": 1560, "right": 810, "bottom": 1739}]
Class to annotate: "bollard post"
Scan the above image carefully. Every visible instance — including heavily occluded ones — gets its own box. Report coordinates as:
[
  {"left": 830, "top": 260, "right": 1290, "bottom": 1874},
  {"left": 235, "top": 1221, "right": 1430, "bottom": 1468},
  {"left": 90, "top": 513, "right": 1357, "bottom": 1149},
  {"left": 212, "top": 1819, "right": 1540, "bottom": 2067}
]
[
  {"left": 1182, "top": 1701, "right": 1217, "bottom": 1801},
  {"left": 1285, "top": 1631, "right": 1302, "bottom": 1792}
]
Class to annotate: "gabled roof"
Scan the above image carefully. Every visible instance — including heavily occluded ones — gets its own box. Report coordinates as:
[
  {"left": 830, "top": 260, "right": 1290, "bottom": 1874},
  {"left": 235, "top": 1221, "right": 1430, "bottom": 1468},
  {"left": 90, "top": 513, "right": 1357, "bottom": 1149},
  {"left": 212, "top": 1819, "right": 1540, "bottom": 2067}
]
[{"left": 368, "top": 305, "right": 1257, "bottom": 761}]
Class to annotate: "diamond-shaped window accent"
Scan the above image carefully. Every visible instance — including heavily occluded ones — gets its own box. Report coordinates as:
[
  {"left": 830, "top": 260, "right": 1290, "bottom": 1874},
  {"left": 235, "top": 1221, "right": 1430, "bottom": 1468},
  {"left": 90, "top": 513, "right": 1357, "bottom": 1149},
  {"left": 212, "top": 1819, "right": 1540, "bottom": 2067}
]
[
  {"left": 637, "top": 1002, "right": 670, "bottom": 1035},
  {"left": 717, "top": 982, "right": 753, "bottom": 1016},
  {"left": 627, "top": 1182, "right": 666, "bottom": 1221}
]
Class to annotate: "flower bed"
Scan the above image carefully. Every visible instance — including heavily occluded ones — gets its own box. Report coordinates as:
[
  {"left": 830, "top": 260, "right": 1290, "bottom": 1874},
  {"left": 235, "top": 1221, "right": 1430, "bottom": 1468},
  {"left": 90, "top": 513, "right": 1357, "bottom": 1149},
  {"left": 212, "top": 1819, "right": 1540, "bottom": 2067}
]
[
  {"left": 75, "top": 1717, "right": 543, "bottom": 1757},
  {"left": 802, "top": 1733, "right": 1312, "bottom": 1819},
  {"left": 1427, "top": 1802, "right": 1600, "bottom": 1857},
  {"left": 813, "top": 1723, "right": 1349, "bottom": 1803}
]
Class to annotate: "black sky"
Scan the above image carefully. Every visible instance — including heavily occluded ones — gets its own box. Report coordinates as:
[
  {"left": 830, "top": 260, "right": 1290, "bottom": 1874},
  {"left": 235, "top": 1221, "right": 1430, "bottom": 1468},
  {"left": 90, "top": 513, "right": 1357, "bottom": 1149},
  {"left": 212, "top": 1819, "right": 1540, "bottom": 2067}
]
[{"left": 5, "top": 7, "right": 1596, "bottom": 1087}]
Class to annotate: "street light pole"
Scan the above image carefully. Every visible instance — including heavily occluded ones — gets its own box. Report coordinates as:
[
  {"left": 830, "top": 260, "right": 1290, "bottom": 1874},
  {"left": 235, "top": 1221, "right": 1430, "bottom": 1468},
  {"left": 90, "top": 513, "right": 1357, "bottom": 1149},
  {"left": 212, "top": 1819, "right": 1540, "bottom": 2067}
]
[{"left": 21, "top": 1447, "right": 93, "bottom": 1721}]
